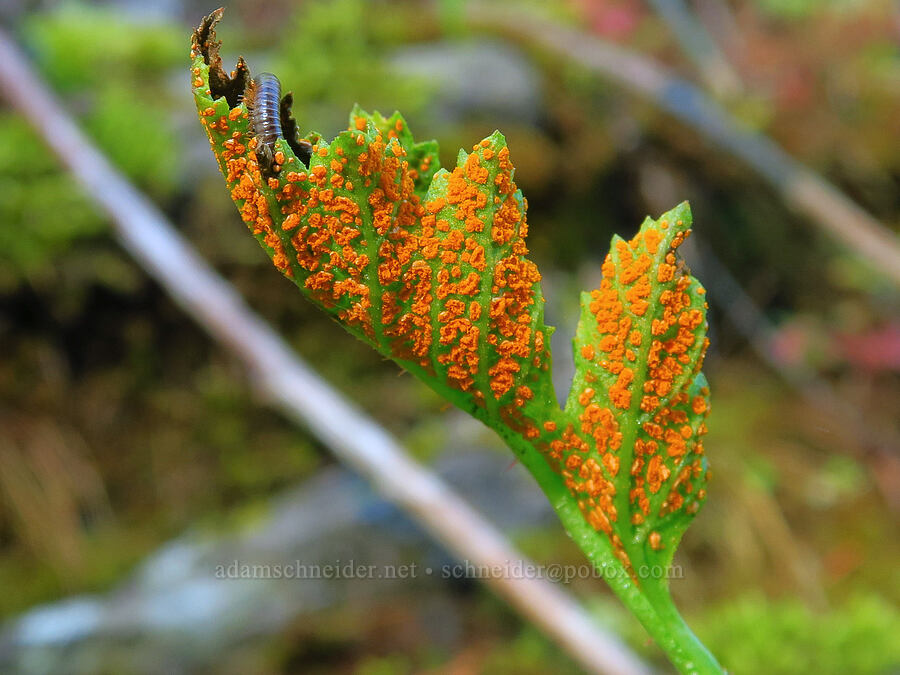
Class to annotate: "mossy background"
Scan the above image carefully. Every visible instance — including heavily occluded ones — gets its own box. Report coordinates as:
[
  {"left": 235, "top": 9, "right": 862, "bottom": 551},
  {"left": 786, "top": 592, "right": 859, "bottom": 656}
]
[{"left": 0, "top": 1, "right": 898, "bottom": 673}]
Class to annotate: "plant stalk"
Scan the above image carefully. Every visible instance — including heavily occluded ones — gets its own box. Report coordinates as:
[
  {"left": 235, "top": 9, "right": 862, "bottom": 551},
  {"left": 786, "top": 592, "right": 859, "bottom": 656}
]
[{"left": 505, "top": 432, "right": 724, "bottom": 674}]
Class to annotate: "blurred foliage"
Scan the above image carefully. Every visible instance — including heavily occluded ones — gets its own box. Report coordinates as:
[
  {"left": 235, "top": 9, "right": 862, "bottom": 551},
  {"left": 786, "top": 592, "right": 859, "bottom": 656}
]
[
  {"left": 753, "top": 0, "right": 868, "bottom": 20},
  {"left": 270, "top": 0, "right": 434, "bottom": 136},
  {"left": 0, "top": 5, "right": 182, "bottom": 286},
  {"left": 22, "top": 3, "right": 183, "bottom": 92},
  {"left": 1, "top": 0, "right": 898, "bottom": 672},
  {"left": 588, "top": 587, "right": 900, "bottom": 674},
  {"left": 0, "top": 115, "right": 105, "bottom": 284},
  {"left": 583, "top": 586, "right": 900, "bottom": 674},
  {"left": 695, "top": 592, "right": 900, "bottom": 675}
]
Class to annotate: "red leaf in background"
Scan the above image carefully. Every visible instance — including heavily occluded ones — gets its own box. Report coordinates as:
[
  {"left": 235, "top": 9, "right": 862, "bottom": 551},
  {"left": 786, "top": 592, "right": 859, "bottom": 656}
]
[
  {"left": 835, "top": 323, "right": 900, "bottom": 373},
  {"left": 573, "top": 0, "right": 643, "bottom": 40}
]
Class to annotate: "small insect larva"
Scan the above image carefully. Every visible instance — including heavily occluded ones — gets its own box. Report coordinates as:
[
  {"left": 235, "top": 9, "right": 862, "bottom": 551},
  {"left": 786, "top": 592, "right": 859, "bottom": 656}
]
[
  {"left": 249, "top": 72, "right": 282, "bottom": 150},
  {"left": 246, "top": 71, "right": 313, "bottom": 173},
  {"left": 246, "top": 72, "right": 283, "bottom": 172}
]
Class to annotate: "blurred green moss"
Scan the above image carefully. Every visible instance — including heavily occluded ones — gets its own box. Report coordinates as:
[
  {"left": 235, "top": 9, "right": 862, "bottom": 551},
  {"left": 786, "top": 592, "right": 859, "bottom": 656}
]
[
  {"left": 753, "top": 0, "right": 864, "bottom": 20},
  {"left": 695, "top": 592, "right": 900, "bottom": 675},
  {"left": 0, "top": 115, "right": 105, "bottom": 283},
  {"left": 270, "top": 0, "right": 434, "bottom": 136},
  {"left": 353, "top": 654, "right": 413, "bottom": 675},
  {"left": 0, "top": 4, "right": 182, "bottom": 285},
  {"left": 83, "top": 85, "right": 177, "bottom": 195},
  {"left": 23, "top": 3, "right": 183, "bottom": 92},
  {"left": 584, "top": 588, "right": 900, "bottom": 674},
  {"left": 23, "top": 3, "right": 183, "bottom": 195}
]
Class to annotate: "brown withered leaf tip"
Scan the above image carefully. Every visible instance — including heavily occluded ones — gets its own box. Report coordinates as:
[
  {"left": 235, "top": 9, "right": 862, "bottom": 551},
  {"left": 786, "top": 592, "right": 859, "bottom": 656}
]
[
  {"left": 193, "top": 8, "right": 310, "bottom": 168},
  {"left": 280, "top": 92, "right": 315, "bottom": 167},
  {"left": 192, "top": 8, "right": 248, "bottom": 108}
]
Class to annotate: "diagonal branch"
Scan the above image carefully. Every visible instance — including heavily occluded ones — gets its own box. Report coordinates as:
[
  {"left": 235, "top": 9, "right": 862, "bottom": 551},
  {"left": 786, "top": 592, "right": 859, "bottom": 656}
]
[
  {"left": 646, "top": 0, "right": 743, "bottom": 97},
  {"left": 0, "top": 26, "right": 650, "bottom": 675}
]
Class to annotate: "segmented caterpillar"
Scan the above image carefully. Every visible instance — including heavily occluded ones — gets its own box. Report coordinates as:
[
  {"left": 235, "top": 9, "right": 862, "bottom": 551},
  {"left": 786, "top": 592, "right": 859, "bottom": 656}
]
[
  {"left": 246, "top": 72, "right": 312, "bottom": 174},
  {"left": 246, "top": 72, "right": 283, "bottom": 173},
  {"left": 249, "top": 72, "right": 282, "bottom": 150}
]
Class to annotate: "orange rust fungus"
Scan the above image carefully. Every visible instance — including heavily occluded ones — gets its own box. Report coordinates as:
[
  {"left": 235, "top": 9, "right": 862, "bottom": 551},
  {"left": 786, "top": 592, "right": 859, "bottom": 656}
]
[
  {"left": 644, "top": 228, "right": 661, "bottom": 255},
  {"left": 194, "top": 51, "right": 707, "bottom": 562},
  {"left": 646, "top": 455, "right": 670, "bottom": 493},
  {"left": 609, "top": 368, "right": 634, "bottom": 409},
  {"left": 422, "top": 139, "right": 545, "bottom": 401},
  {"left": 562, "top": 210, "right": 707, "bottom": 543},
  {"left": 649, "top": 531, "right": 662, "bottom": 550}
]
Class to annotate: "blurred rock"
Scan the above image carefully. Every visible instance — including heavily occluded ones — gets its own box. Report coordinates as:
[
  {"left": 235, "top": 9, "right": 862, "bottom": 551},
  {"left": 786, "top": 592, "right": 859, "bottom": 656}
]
[
  {"left": 0, "top": 444, "right": 553, "bottom": 674},
  {"left": 389, "top": 41, "right": 543, "bottom": 124}
]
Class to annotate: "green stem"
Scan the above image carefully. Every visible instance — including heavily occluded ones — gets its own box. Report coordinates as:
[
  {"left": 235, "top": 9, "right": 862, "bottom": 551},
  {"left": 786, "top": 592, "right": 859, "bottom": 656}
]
[
  {"left": 642, "top": 580, "right": 723, "bottom": 675},
  {"left": 503, "top": 432, "right": 724, "bottom": 674}
]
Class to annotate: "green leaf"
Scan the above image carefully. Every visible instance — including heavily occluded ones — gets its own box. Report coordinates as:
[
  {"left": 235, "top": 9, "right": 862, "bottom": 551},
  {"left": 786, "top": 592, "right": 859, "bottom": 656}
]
[
  {"left": 565, "top": 202, "right": 710, "bottom": 573},
  {"left": 190, "top": 12, "right": 558, "bottom": 443},
  {"left": 190, "top": 11, "right": 721, "bottom": 672},
  {"left": 191, "top": 8, "right": 711, "bottom": 577}
]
